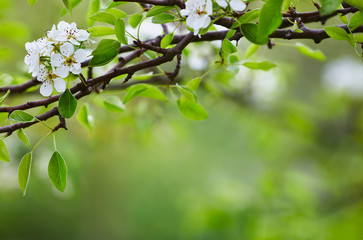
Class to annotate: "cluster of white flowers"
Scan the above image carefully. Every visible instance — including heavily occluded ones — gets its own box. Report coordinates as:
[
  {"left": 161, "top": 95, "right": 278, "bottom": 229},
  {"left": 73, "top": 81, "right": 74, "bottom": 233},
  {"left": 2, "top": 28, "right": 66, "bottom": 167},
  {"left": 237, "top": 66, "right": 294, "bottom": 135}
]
[
  {"left": 181, "top": 0, "right": 246, "bottom": 35},
  {"left": 24, "top": 21, "right": 90, "bottom": 97}
]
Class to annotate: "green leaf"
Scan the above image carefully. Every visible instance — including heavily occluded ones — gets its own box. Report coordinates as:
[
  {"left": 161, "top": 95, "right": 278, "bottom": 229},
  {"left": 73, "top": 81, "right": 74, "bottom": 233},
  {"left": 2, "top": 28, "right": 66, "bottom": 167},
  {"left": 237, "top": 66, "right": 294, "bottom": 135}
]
[
  {"left": 60, "top": 0, "right": 82, "bottom": 16},
  {"left": 349, "top": 11, "right": 363, "bottom": 31},
  {"left": 160, "top": 33, "right": 174, "bottom": 48},
  {"left": 295, "top": 43, "right": 326, "bottom": 61},
  {"left": 48, "top": 151, "right": 67, "bottom": 192},
  {"left": 89, "top": 39, "right": 120, "bottom": 66},
  {"left": 77, "top": 104, "right": 94, "bottom": 131},
  {"left": 123, "top": 85, "right": 148, "bottom": 104},
  {"left": 0, "top": 90, "right": 10, "bottom": 105},
  {"left": 243, "top": 60, "right": 277, "bottom": 71},
  {"left": 101, "top": 0, "right": 125, "bottom": 11},
  {"left": 87, "top": 0, "right": 100, "bottom": 26},
  {"left": 115, "top": 19, "right": 128, "bottom": 45},
  {"left": 9, "top": 110, "right": 36, "bottom": 122},
  {"left": 234, "top": 9, "right": 260, "bottom": 27},
  {"left": 177, "top": 97, "right": 208, "bottom": 121},
  {"left": 129, "top": 13, "right": 143, "bottom": 28},
  {"left": 176, "top": 84, "right": 198, "bottom": 102},
  {"left": 245, "top": 44, "right": 259, "bottom": 59},
  {"left": 152, "top": 14, "right": 175, "bottom": 24},
  {"left": 106, "top": 8, "right": 127, "bottom": 18},
  {"left": 62, "top": 0, "right": 72, "bottom": 14},
  {"left": 146, "top": 6, "right": 174, "bottom": 17},
  {"left": 240, "top": 23, "right": 266, "bottom": 45},
  {"left": 132, "top": 72, "right": 153, "bottom": 80},
  {"left": 27, "top": 0, "right": 38, "bottom": 6},
  {"left": 354, "top": 33, "right": 363, "bottom": 43},
  {"left": 58, "top": 89, "right": 77, "bottom": 119},
  {"left": 257, "top": 0, "right": 283, "bottom": 41},
  {"left": 0, "top": 140, "right": 9, "bottom": 162},
  {"left": 325, "top": 26, "right": 355, "bottom": 47},
  {"left": 103, "top": 96, "right": 126, "bottom": 112},
  {"left": 222, "top": 39, "right": 237, "bottom": 54},
  {"left": 319, "top": 0, "right": 342, "bottom": 16},
  {"left": 225, "top": 29, "right": 236, "bottom": 39},
  {"left": 17, "top": 129, "right": 31, "bottom": 148},
  {"left": 18, "top": 152, "right": 32, "bottom": 196},
  {"left": 89, "top": 12, "right": 117, "bottom": 25},
  {"left": 345, "top": 0, "right": 363, "bottom": 10},
  {"left": 88, "top": 26, "right": 115, "bottom": 37},
  {"left": 186, "top": 77, "right": 202, "bottom": 91},
  {"left": 138, "top": 87, "right": 167, "bottom": 101}
]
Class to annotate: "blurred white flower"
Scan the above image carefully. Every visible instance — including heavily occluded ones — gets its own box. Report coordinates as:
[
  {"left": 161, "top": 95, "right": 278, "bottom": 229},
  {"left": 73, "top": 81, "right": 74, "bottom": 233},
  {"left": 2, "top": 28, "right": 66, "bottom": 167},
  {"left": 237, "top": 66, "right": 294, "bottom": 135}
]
[
  {"left": 37, "top": 65, "right": 66, "bottom": 97},
  {"left": 216, "top": 0, "right": 246, "bottom": 11},
  {"left": 322, "top": 57, "right": 363, "bottom": 98},
  {"left": 180, "top": 0, "right": 213, "bottom": 35},
  {"left": 51, "top": 42, "right": 88, "bottom": 77}
]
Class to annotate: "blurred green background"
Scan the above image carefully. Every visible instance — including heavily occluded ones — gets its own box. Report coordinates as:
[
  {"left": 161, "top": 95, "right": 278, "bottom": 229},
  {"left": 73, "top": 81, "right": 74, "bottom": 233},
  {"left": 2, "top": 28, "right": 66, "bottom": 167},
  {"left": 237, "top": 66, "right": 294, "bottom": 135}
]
[{"left": 1, "top": 0, "right": 363, "bottom": 239}]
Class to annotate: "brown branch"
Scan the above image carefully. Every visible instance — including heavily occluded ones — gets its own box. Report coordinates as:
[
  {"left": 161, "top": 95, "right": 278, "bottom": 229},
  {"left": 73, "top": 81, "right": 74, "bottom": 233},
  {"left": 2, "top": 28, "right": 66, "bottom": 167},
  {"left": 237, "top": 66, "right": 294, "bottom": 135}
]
[{"left": 113, "top": 0, "right": 185, "bottom": 8}]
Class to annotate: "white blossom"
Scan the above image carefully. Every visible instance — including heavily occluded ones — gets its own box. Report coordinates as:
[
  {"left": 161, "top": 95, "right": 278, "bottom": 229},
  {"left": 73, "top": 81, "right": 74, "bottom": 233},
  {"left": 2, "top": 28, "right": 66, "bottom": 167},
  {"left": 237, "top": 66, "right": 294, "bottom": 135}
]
[
  {"left": 216, "top": 0, "right": 246, "bottom": 11},
  {"left": 51, "top": 42, "right": 88, "bottom": 78},
  {"left": 53, "top": 21, "right": 90, "bottom": 45},
  {"left": 37, "top": 65, "right": 66, "bottom": 97},
  {"left": 180, "top": 0, "right": 213, "bottom": 35},
  {"left": 24, "top": 38, "right": 47, "bottom": 77}
]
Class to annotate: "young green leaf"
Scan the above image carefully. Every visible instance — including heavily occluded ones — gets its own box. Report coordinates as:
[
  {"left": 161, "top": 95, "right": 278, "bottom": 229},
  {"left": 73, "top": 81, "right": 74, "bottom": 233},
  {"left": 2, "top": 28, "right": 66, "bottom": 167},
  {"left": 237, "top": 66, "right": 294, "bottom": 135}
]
[
  {"left": 177, "top": 97, "right": 208, "bottom": 121},
  {"left": 48, "top": 151, "right": 67, "bottom": 192},
  {"left": 88, "top": 26, "right": 115, "bottom": 37},
  {"left": 257, "top": 0, "right": 283, "bottom": 41},
  {"left": 18, "top": 152, "right": 32, "bottom": 196},
  {"left": 176, "top": 84, "right": 198, "bottom": 102},
  {"left": 0, "top": 90, "right": 10, "bottom": 105},
  {"left": 146, "top": 6, "right": 174, "bottom": 17},
  {"left": 160, "top": 33, "right": 174, "bottom": 48},
  {"left": 152, "top": 14, "right": 175, "bottom": 24},
  {"left": 349, "top": 11, "right": 363, "bottom": 31},
  {"left": 129, "top": 13, "right": 143, "bottom": 28},
  {"left": 106, "top": 8, "right": 127, "bottom": 18},
  {"left": 27, "top": 0, "right": 38, "bottom": 6},
  {"left": 89, "top": 12, "right": 117, "bottom": 25},
  {"left": 132, "top": 72, "right": 153, "bottom": 80},
  {"left": 62, "top": 0, "right": 72, "bottom": 14},
  {"left": 295, "top": 43, "right": 326, "bottom": 61},
  {"left": 243, "top": 61, "right": 277, "bottom": 71},
  {"left": 186, "top": 77, "right": 202, "bottom": 91},
  {"left": 77, "top": 104, "right": 94, "bottom": 131},
  {"left": 225, "top": 29, "right": 236, "bottom": 39},
  {"left": 0, "top": 140, "right": 9, "bottom": 162},
  {"left": 9, "top": 110, "right": 36, "bottom": 122},
  {"left": 58, "top": 89, "right": 77, "bottom": 119},
  {"left": 240, "top": 23, "right": 266, "bottom": 45},
  {"left": 123, "top": 85, "right": 148, "bottom": 104},
  {"left": 245, "top": 44, "right": 259, "bottom": 59},
  {"left": 319, "top": 0, "right": 342, "bottom": 16},
  {"left": 17, "top": 129, "right": 31, "bottom": 148},
  {"left": 344, "top": 0, "right": 363, "bottom": 10},
  {"left": 236, "top": 9, "right": 260, "bottom": 25},
  {"left": 103, "top": 96, "right": 126, "bottom": 112},
  {"left": 87, "top": 0, "right": 100, "bottom": 26},
  {"left": 115, "top": 19, "right": 128, "bottom": 45},
  {"left": 138, "top": 87, "right": 167, "bottom": 101},
  {"left": 222, "top": 39, "right": 237, "bottom": 54},
  {"left": 325, "top": 26, "right": 355, "bottom": 47},
  {"left": 89, "top": 39, "right": 121, "bottom": 66},
  {"left": 101, "top": 0, "right": 125, "bottom": 11}
]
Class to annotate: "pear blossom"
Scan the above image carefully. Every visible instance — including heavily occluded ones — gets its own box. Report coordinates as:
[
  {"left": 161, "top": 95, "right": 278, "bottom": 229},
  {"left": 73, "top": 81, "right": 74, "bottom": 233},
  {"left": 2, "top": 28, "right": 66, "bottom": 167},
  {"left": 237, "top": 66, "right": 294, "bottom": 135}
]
[
  {"left": 53, "top": 21, "right": 90, "bottom": 45},
  {"left": 24, "top": 38, "right": 47, "bottom": 77},
  {"left": 37, "top": 65, "right": 66, "bottom": 97},
  {"left": 51, "top": 42, "right": 88, "bottom": 77},
  {"left": 216, "top": 0, "right": 246, "bottom": 11},
  {"left": 180, "top": 0, "right": 213, "bottom": 35}
]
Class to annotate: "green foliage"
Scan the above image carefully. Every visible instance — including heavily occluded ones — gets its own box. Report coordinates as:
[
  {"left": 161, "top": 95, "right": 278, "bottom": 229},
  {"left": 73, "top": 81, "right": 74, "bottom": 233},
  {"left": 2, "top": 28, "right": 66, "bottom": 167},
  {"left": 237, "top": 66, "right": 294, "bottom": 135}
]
[
  {"left": 9, "top": 110, "right": 36, "bottom": 122},
  {"left": 0, "top": 140, "right": 9, "bottom": 162},
  {"left": 61, "top": 0, "right": 72, "bottom": 14},
  {"left": 58, "top": 89, "right": 77, "bottom": 119},
  {"left": 244, "top": 44, "right": 259, "bottom": 59},
  {"left": 295, "top": 43, "right": 326, "bottom": 61},
  {"left": 325, "top": 26, "right": 355, "bottom": 47},
  {"left": 319, "top": 0, "right": 342, "bottom": 16},
  {"left": 17, "top": 129, "right": 31, "bottom": 148},
  {"left": 89, "top": 39, "right": 121, "bottom": 66},
  {"left": 18, "top": 152, "right": 32, "bottom": 196},
  {"left": 349, "top": 11, "right": 363, "bottom": 31},
  {"left": 128, "top": 13, "right": 143, "bottom": 28},
  {"left": 222, "top": 39, "right": 237, "bottom": 54},
  {"left": 152, "top": 14, "right": 176, "bottom": 24},
  {"left": 89, "top": 12, "right": 117, "bottom": 25},
  {"left": 77, "top": 104, "right": 94, "bottom": 131},
  {"left": 146, "top": 6, "right": 174, "bottom": 17},
  {"left": 48, "top": 151, "right": 67, "bottom": 192},
  {"left": 160, "top": 33, "right": 174, "bottom": 48},
  {"left": 27, "top": 0, "right": 38, "bottom": 6},
  {"left": 0, "top": 90, "right": 10, "bottom": 105},
  {"left": 177, "top": 97, "right": 208, "bottom": 121},
  {"left": 345, "top": 0, "right": 363, "bottom": 10},
  {"left": 87, "top": 0, "right": 100, "bottom": 26},
  {"left": 103, "top": 96, "right": 126, "bottom": 112},
  {"left": 115, "top": 19, "right": 128, "bottom": 45},
  {"left": 88, "top": 26, "right": 115, "bottom": 37},
  {"left": 256, "top": 0, "right": 283, "bottom": 44},
  {"left": 243, "top": 60, "right": 277, "bottom": 71}
]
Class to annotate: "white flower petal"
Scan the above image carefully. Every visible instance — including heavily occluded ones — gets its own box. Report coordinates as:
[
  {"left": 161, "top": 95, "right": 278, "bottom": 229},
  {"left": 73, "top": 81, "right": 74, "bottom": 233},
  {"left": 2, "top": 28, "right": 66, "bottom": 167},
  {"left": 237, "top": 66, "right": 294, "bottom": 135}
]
[
  {"left": 71, "top": 64, "right": 82, "bottom": 75},
  {"left": 51, "top": 53, "right": 64, "bottom": 67},
  {"left": 57, "top": 21, "right": 70, "bottom": 32},
  {"left": 40, "top": 81, "right": 53, "bottom": 97},
  {"left": 37, "top": 65, "right": 48, "bottom": 82},
  {"left": 180, "top": 9, "right": 189, "bottom": 16},
  {"left": 216, "top": 0, "right": 228, "bottom": 8},
  {"left": 55, "top": 65, "right": 70, "bottom": 78},
  {"left": 60, "top": 42, "right": 74, "bottom": 57},
  {"left": 69, "top": 38, "right": 80, "bottom": 45},
  {"left": 230, "top": 0, "right": 246, "bottom": 11},
  {"left": 76, "top": 30, "right": 90, "bottom": 41},
  {"left": 53, "top": 78, "right": 66, "bottom": 93},
  {"left": 74, "top": 49, "right": 88, "bottom": 63}
]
